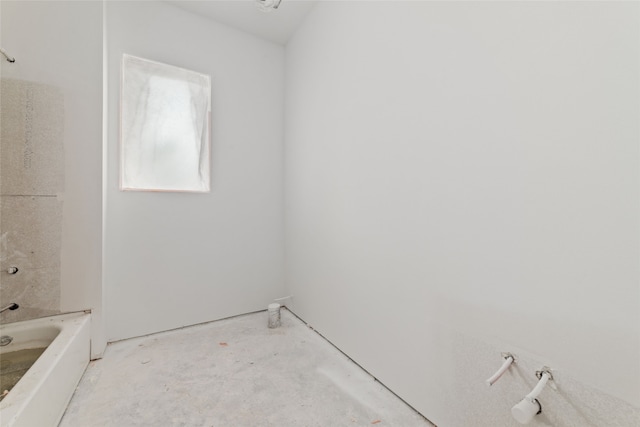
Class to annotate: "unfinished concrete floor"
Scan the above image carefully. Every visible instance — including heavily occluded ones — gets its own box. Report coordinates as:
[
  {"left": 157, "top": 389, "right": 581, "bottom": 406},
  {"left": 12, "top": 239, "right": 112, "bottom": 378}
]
[{"left": 60, "top": 309, "right": 434, "bottom": 427}]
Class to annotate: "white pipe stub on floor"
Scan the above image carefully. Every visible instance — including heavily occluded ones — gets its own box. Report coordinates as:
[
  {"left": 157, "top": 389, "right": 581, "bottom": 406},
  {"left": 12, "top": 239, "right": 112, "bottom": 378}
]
[{"left": 268, "top": 303, "right": 281, "bottom": 328}]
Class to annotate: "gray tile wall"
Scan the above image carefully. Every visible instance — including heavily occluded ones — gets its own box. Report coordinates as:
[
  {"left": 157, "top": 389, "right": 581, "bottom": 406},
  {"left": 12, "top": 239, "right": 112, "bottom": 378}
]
[{"left": 0, "top": 78, "right": 64, "bottom": 322}]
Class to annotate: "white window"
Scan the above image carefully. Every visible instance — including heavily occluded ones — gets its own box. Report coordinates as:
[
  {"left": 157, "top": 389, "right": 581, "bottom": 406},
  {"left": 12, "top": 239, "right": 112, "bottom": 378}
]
[{"left": 120, "top": 54, "right": 211, "bottom": 192}]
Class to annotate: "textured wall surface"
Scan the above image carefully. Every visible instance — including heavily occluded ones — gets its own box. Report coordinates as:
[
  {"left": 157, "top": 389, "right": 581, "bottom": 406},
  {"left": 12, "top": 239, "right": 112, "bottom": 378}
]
[
  {"left": 284, "top": 2, "right": 639, "bottom": 426},
  {"left": 0, "top": 79, "right": 64, "bottom": 322}
]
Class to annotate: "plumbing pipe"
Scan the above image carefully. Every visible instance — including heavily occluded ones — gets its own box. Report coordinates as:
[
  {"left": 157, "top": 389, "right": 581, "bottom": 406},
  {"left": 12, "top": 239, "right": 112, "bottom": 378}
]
[
  {"left": 0, "top": 303, "right": 19, "bottom": 314},
  {"left": 511, "top": 398, "right": 541, "bottom": 424},
  {"left": 486, "top": 353, "right": 515, "bottom": 386},
  {"left": 268, "top": 303, "right": 281, "bottom": 328},
  {"left": 511, "top": 369, "right": 553, "bottom": 424},
  {"left": 525, "top": 371, "right": 551, "bottom": 401},
  {"left": 0, "top": 48, "right": 15, "bottom": 63}
]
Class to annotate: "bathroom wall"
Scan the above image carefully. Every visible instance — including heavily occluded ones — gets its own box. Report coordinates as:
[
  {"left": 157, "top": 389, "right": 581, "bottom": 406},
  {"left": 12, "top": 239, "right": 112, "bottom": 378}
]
[
  {"left": 284, "top": 2, "right": 639, "bottom": 426},
  {"left": 104, "top": 1, "right": 285, "bottom": 341},
  {"left": 0, "top": 1, "right": 103, "bottom": 352}
]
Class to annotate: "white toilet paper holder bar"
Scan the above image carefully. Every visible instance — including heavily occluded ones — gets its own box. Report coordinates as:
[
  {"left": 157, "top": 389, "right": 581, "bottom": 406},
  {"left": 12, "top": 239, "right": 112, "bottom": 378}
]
[{"left": 485, "top": 352, "right": 516, "bottom": 386}]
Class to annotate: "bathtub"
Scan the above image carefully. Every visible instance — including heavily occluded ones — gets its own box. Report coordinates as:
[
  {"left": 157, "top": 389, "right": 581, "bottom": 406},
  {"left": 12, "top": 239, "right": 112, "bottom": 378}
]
[{"left": 0, "top": 312, "right": 90, "bottom": 427}]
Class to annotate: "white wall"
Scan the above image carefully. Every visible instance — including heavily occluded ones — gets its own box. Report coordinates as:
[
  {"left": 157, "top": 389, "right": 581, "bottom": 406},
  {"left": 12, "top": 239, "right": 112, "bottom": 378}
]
[
  {"left": 284, "top": 2, "right": 639, "bottom": 425},
  {"left": 105, "top": 1, "right": 285, "bottom": 341},
  {"left": 1, "top": 1, "right": 104, "bottom": 355}
]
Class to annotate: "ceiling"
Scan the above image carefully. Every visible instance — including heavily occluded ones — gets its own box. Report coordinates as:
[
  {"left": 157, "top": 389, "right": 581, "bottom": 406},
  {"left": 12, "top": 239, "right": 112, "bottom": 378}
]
[{"left": 165, "top": 0, "right": 318, "bottom": 45}]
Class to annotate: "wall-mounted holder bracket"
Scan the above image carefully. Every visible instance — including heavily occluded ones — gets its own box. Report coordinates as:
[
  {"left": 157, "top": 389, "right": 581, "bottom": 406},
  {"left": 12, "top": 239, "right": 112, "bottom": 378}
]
[
  {"left": 501, "top": 352, "right": 516, "bottom": 361},
  {"left": 536, "top": 366, "right": 557, "bottom": 390}
]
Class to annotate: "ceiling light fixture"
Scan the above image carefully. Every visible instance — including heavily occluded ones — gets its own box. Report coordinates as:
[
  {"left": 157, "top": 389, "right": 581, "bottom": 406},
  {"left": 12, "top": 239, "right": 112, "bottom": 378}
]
[{"left": 256, "top": 0, "right": 282, "bottom": 13}]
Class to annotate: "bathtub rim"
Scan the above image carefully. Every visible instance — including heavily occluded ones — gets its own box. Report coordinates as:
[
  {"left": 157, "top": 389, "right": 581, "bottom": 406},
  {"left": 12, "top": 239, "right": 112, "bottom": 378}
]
[{"left": 0, "top": 311, "right": 91, "bottom": 427}]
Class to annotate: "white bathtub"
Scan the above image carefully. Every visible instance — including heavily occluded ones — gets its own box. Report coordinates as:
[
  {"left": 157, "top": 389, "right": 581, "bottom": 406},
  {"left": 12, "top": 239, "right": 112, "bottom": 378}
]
[{"left": 0, "top": 312, "right": 90, "bottom": 427}]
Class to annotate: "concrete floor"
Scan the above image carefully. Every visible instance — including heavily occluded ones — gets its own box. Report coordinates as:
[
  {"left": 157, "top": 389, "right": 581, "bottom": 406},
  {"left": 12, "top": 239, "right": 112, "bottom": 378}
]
[{"left": 60, "top": 309, "right": 434, "bottom": 427}]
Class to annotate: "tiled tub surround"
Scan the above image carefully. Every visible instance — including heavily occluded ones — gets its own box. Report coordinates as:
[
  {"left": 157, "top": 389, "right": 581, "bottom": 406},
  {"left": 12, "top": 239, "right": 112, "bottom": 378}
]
[{"left": 0, "top": 78, "right": 64, "bottom": 322}]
